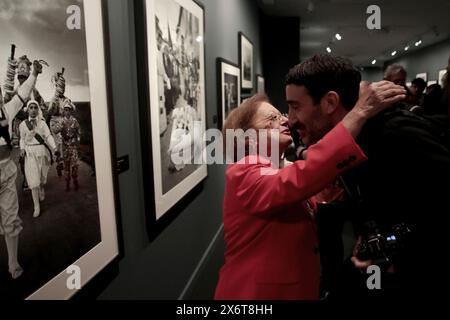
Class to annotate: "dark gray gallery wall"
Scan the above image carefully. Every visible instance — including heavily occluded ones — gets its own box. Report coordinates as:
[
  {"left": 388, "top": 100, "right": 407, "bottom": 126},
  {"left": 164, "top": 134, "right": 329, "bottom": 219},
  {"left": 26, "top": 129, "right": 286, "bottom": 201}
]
[
  {"left": 386, "top": 38, "right": 450, "bottom": 82},
  {"left": 98, "top": 0, "right": 262, "bottom": 300},
  {"left": 360, "top": 67, "right": 383, "bottom": 83},
  {"left": 261, "top": 16, "right": 300, "bottom": 114}
]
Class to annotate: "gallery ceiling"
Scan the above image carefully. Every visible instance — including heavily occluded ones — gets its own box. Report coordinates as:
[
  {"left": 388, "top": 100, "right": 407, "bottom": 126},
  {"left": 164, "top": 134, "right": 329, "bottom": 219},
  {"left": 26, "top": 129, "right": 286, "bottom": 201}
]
[{"left": 257, "top": 0, "right": 450, "bottom": 67}]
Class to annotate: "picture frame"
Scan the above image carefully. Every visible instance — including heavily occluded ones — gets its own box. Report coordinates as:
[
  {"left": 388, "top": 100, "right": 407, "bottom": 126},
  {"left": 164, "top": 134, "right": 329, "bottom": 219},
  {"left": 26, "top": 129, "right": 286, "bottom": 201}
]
[
  {"left": 239, "top": 32, "right": 254, "bottom": 91},
  {"left": 256, "top": 74, "right": 265, "bottom": 94},
  {"left": 135, "top": 0, "right": 207, "bottom": 235},
  {"left": 217, "top": 58, "right": 240, "bottom": 129},
  {"left": 0, "top": 0, "right": 120, "bottom": 299},
  {"left": 416, "top": 72, "right": 427, "bottom": 82},
  {"left": 438, "top": 69, "right": 447, "bottom": 87}
]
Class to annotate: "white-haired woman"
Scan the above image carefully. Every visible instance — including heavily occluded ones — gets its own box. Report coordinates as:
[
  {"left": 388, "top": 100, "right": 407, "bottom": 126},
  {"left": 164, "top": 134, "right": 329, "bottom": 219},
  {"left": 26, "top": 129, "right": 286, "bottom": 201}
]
[{"left": 19, "top": 100, "right": 58, "bottom": 218}]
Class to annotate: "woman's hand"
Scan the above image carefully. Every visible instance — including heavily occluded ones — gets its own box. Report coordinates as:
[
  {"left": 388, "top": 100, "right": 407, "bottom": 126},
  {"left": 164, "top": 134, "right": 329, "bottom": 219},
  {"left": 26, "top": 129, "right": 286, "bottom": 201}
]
[
  {"left": 354, "top": 81, "right": 406, "bottom": 119},
  {"left": 342, "top": 81, "right": 406, "bottom": 138}
]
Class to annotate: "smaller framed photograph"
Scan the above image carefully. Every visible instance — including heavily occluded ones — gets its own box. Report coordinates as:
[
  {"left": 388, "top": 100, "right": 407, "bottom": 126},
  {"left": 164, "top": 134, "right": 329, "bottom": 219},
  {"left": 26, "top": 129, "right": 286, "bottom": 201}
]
[
  {"left": 256, "top": 74, "right": 265, "bottom": 94},
  {"left": 427, "top": 80, "right": 437, "bottom": 86},
  {"left": 217, "top": 58, "right": 240, "bottom": 129},
  {"left": 416, "top": 72, "right": 427, "bottom": 82},
  {"left": 239, "top": 32, "right": 254, "bottom": 90},
  {"left": 438, "top": 69, "right": 447, "bottom": 86}
]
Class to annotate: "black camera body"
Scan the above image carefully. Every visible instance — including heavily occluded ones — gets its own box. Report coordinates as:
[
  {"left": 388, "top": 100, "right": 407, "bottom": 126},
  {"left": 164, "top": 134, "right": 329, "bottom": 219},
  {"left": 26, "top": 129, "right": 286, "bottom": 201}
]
[{"left": 356, "top": 221, "right": 413, "bottom": 267}]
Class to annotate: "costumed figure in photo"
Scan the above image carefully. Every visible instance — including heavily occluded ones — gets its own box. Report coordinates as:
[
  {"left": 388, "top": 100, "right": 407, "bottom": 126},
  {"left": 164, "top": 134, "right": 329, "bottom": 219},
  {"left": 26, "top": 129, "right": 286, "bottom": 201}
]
[
  {"left": 19, "top": 100, "right": 58, "bottom": 218},
  {"left": 167, "top": 103, "right": 201, "bottom": 172},
  {"left": 1, "top": 50, "right": 44, "bottom": 279},
  {"left": 3, "top": 49, "right": 46, "bottom": 147},
  {"left": 58, "top": 100, "right": 81, "bottom": 191},
  {"left": 48, "top": 68, "right": 68, "bottom": 177}
]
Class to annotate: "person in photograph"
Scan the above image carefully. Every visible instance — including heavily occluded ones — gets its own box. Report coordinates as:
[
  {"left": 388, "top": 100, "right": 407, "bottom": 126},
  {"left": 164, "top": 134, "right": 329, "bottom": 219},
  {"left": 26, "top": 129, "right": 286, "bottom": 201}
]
[
  {"left": 59, "top": 100, "right": 81, "bottom": 191},
  {"left": 286, "top": 54, "right": 450, "bottom": 299},
  {"left": 3, "top": 55, "right": 46, "bottom": 147},
  {"left": 48, "top": 69, "right": 69, "bottom": 177},
  {"left": 215, "top": 79, "right": 405, "bottom": 300},
  {"left": 1, "top": 60, "right": 43, "bottom": 279},
  {"left": 19, "top": 100, "right": 58, "bottom": 218}
]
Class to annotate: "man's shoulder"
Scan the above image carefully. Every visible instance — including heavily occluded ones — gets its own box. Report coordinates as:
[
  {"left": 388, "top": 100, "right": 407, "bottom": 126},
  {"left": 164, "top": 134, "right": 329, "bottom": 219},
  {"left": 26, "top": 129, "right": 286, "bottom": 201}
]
[{"left": 368, "top": 106, "right": 438, "bottom": 140}]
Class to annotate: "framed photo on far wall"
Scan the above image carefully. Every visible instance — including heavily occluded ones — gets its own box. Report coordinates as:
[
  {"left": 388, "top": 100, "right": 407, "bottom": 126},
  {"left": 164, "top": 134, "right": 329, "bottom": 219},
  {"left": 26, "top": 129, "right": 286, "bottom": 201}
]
[
  {"left": 438, "top": 69, "right": 447, "bottom": 86},
  {"left": 136, "top": 0, "right": 207, "bottom": 230},
  {"left": 0, "top": 0, "right": 119, "bottom": 299},
  {"left": 239, "top": 32, "right": 253, "bottom": 90},
  {"left": 416, "top": 72, "right": 427, "bottom": 82},
  {"left": 256, "top": 74, "right": 265, "bottom": 94},
  {"left": 217, "top": 58, "right": 240, "bottom": 129}
]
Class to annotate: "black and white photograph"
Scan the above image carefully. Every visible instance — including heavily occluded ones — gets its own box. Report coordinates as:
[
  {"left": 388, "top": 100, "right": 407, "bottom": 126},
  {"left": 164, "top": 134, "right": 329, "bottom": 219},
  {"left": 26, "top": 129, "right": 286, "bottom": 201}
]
[
  {"left": 0, "top": 0, "right": 118, "bottom": 299},
  {"left": 416, "top": 72, "right": 428, "bottom": 82},
  {"left": 239, "top": 32, "right": 253, "bottom": 90},
  {"left": 143, "top": 0, "right": 207, "bottom": 220},
  {"left": 256, "top": 74, "right": 265, "bottom": 94},
  {"left": 217, "top": 58, "right": 240, "bottom": 128}
]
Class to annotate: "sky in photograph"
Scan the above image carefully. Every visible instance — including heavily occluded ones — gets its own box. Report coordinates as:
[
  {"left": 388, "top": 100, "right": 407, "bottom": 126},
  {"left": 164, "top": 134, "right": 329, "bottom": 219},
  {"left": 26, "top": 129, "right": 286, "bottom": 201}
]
[{"left": 0, "top": 0, "right": 90, "bottom": 102}]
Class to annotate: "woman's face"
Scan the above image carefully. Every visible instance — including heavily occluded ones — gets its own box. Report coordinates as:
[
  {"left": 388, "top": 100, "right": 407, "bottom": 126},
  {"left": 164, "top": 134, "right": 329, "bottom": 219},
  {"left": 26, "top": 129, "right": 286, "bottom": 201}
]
[{"left": 252, "top": 102, "right": 292, "bottom": 153}]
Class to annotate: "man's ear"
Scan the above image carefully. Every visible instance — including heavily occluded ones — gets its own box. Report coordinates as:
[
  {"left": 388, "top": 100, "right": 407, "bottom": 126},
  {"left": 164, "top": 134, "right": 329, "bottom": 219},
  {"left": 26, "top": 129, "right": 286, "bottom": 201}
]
[{"left": 320, "top": 91, "right": 340, "bottom": 115}]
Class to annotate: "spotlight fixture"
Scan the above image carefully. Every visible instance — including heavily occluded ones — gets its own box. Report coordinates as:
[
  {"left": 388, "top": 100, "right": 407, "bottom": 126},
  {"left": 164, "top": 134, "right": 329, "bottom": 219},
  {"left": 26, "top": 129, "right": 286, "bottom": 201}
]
[
  {"left": 371, "top": 59, "right": 377, "bottom": 65},
  {"left": 391, "top": 51, "right": 397, "bottom": 56},
  {"left": 404, "top": 46, "right": 409, "bottom": 51},
  {"left": 335, "top": 33, "right": 342, "bottom": 41},
  {"left": 326, "top": 47, "right": 331, "bottom": 53},
  {"left": 415, "top": 40, "right": 422, "bottom": 46}
]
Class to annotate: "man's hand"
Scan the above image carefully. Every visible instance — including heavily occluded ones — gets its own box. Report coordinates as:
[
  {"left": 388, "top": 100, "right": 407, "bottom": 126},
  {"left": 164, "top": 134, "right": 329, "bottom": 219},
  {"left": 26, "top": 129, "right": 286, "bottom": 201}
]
[{"left": 32, "top": 60, "right": 43, "bottom": 76}]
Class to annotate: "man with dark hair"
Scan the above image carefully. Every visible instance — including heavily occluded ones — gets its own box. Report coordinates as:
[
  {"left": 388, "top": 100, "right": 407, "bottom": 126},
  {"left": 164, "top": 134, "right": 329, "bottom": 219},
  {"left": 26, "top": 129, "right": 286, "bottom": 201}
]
[
  {"left": 286, "top": 54, "right": 450, "bottom": 299},
  {"left": 410, "top": 77, "right": 427, "bottom": 107}
]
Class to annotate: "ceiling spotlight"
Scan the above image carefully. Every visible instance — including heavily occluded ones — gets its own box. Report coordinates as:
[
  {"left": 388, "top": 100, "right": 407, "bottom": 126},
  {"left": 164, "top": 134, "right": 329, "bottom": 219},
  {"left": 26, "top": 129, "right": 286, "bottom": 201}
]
[
  {"left": 371, "top": 59, "right": 377, "bottom": 65},
  {"left": 391, "top": 51, "right": 397, "bottom": 56},
  {"left": 404, "top": 46, "right": 409, "bottom": 51},
  {"left": 326, "top": 47, "right": 331, "bottom": 53},
  {"left": 415, "top": 40, "right": 422, "bottom": 46},
  {"left": 335, "top": 33, "right": 342, "bottom": 41}
]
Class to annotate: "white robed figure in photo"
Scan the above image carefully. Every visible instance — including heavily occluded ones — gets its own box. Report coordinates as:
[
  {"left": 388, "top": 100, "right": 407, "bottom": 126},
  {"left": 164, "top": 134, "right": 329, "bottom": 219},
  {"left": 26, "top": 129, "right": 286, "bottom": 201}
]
[
  {"left": 168, "top": 102, "right": 201, "bottom": 172},
  {"left": 1, "top": 60, "right": 44, "bottom": 279},
  {"left": 19, "top": 100, "right": 58, "bottom": 218}
]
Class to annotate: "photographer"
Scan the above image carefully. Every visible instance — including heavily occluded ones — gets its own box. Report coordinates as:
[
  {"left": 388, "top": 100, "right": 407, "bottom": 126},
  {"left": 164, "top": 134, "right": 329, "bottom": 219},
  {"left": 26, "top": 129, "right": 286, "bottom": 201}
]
[{"left": 286, "top": 54, "right": 450, "bottom": 299}]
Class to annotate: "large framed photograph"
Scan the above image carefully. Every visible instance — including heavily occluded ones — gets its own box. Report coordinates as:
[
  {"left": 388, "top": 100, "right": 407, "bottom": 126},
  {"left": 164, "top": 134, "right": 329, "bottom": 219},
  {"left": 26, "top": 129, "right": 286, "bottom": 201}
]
[
  {"left": 0, "top": 0, "right": 119, "bottom": 299},
  {"left": 136, "top": 0, "right": 207, "bottom": 227},
  {"left": 217, "top": 58, "right": 240, "bottom": 129},
  {"left": 239, "top": 32, "right": 253, "bottom": 91}
]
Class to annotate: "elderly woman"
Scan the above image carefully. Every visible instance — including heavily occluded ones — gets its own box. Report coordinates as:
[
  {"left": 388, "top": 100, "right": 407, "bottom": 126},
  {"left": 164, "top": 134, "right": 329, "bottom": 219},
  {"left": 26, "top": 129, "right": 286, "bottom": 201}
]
[{"left": 214, "top": 82, "right": 405, "bottom": 300}]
